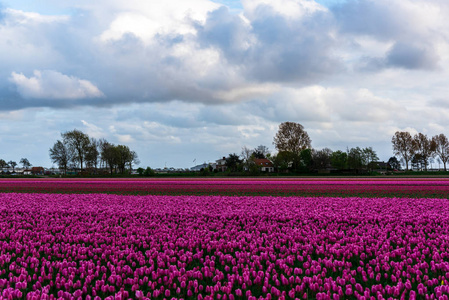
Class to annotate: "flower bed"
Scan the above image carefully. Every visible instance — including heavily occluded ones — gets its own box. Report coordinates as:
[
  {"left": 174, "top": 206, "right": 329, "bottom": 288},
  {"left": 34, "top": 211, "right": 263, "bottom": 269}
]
[{"left": 1, "top": 193, "right": 448, "bottom": 299}]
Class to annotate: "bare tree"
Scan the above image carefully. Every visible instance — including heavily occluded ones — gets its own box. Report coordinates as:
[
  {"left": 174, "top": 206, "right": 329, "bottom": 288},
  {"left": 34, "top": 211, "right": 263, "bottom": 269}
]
[
  {"left": 100, "top": 141, "right": 118, "bottom": 174},
  {"left": 116, "top": 145, "right": 135, "bottom": 174},
  {"left": 362, "top": 147, "right": 379, "bottom": 170},
  {"left": 49, "top": 140, "right": 73, "bottom": 174},
  {"left": 8, "top": 161, "right": 17, "bottom": 173},
  {"left": 20, "top": 158, "right": 32, "bottom": 169},
  {"left": 128, "top": 151, "right": 140, "bottom": 171},
  {"left": 413, "top": 133, "right": 436, "bottom": 171},
  {"left": 432, "top": 133, "right": 449, "bottom": 171},
  {"left": 85, "top": 138, "right": 100, "bottom": 172},
  {"left": 241, "top": 146, "right": 254, "bottom": 171},
  {"left": 312, "top": 148, "right": 333, "bottom": 170},
  {"left": 391, "top": 131, "right": 414, "bottom": 170},
  {"left": 253, "top": 145, "right": 270, "bottom": 159},
  {"left": 98, "top": 138, "right": 111, "bottom": 169},
  {"left": 62, "top": 129, "right": 91, "bottom": 171}
]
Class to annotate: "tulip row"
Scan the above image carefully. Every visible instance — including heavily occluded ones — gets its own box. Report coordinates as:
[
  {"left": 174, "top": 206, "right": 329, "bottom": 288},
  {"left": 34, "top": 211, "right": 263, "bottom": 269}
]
[
  {"left": 1, "top": 178, "right": 449, "bottom": 198},
  {"left": 0, "top": 192, "right": 448, "bottom": 299}
]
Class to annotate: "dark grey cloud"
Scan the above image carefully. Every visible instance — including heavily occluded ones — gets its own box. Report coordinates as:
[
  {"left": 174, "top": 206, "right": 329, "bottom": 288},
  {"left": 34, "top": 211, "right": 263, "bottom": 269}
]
[
  {"left": 356, "top": 42, "right": 439, "bottom": 72},
  {"left": 196, "top": 4, "right": 341, "bottom": 83},
  {"left": 386, "top": 42, "right": 439, "bottom": 70},
  {"left": 195, "top": 6, "right": 250, "bottom": 63},
  {"left": 332, "top": 0, "right": 445, "bottom": 72},
  {"left": 332, "top": 0, "right": 403, "bottom": 40}
]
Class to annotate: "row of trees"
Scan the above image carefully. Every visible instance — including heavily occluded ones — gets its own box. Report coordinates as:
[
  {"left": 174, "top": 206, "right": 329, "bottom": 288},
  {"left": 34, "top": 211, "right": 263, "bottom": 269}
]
[
  {"left": 0, "top": 158, "right": 32, "bottom": 173},
  {"left": 49, "top": 129, "right": 139, "bottom": 175},
  {"left": 271, "top": 122, "right": 381, "bottom": 172},
  {"left": 219, "top": 122, "right": 382, "bottom": 174},
  {"left": 392, "top": 131, "right": 449, "bottom": 171}
]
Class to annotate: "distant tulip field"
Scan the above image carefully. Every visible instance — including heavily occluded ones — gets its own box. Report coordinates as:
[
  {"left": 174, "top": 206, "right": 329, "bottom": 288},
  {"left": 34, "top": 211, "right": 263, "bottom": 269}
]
[
  {"left": 1, "top": 178, "right": 449, "bottom": 198},
  {"left": 1, "top": 179, "right": 449, "bottom": 299}
]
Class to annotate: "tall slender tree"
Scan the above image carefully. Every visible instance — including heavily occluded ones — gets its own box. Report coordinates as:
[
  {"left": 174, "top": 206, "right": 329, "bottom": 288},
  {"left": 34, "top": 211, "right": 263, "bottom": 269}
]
[
  {"left": 432, "top": 133, "right": 449, "bottom": 171},
  {"left": 49, "top": 140, "right": 73, "bottom": 174},
  {"left": 116, "top": 145, "right": 133, "bottom": 174},
  {"left": 391, "top": 131, "right": 414, "bottom": 170},
  {"left": 8, "top": 161, "right": 17, "bottom": 173},
  {"left": 413, "top": 133, "right": 435, "bottom": 171},
  {"left": 85, "top": 138, "right": 100, "bottom": 172},
  {"left": 62, "top": 129, "right": 90, "bottom": 171},
  {"left": 362, "top": 147, "right": 379, "bottom": 170},
  {"left": 241, "top": 146, "right": 254, "bottom": 171},
  {"left": 100, "top": 141, "right": 118, "bottom": 174},
  {"left": 128, "top": 151, "right": 140, "bottom": 171}
]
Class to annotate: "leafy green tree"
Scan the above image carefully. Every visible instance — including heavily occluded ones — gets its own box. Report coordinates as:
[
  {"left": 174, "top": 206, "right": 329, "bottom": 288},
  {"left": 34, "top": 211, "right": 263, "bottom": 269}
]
[
  {"left": 272, "top": 151, "right": 294, "bottom": 173},
  {"left": 137, "top": 167, "right": 145, "bottom": 176},
  {"left": 388, "top": 157, "right": 401, "bottom": 170},
  {"left": 331, "top": 150, "right": 347, "bottom": 170},
  {"left": 0, "top": 159, "right": 7, "bottom": 172},
  {"left": 143, "top": 167, "right": 155, "bottom": 176},
  {"left": 312, "top": 148, "right": 333, "bottom": 170},
  {"left": 226, "top": 153, "right": 242, "bottom": 172},
  {"left": 347, "top": 147, "right": 363, "bottom": 170},
  {"left": 299, "top": 148, "right": 313, "bottom": 172}
]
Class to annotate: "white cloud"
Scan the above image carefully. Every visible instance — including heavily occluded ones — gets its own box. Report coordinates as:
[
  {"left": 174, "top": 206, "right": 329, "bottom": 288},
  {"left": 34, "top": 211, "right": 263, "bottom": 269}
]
[
  {"left": 212, "top": 83, "right": 279, "bottom": 102},
  {"left": 81, "top": 120, "right": 104, "bottom": 138},
  {"left": 98, "top": 0, "right": 220, "bottom": 44},
  {"left": 116, "top": 134, "right": 134, "bottom": 143},
  {"left": 3, "top": 8, "right": 69, "bottom": 24},
  {"left": 9, "top": 70, "right": 104, "bottom": 100}
]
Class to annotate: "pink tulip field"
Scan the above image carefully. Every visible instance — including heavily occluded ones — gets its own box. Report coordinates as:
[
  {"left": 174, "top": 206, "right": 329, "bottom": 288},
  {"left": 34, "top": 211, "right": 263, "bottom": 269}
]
[
  {"left": 1, "top": 180, "right": 449, "bottom": 299},
  {"left": 1, "top": 178, "right": 449, "bottom": 198}
]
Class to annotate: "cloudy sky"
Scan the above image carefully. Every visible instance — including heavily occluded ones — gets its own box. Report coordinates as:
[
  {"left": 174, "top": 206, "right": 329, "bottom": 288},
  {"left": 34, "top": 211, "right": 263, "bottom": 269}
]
[{"left": 1, "top": 0, "right": 449, "bottom": 169}]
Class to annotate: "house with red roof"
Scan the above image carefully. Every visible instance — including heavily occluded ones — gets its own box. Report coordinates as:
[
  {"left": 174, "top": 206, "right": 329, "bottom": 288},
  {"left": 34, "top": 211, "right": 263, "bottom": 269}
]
[{"left": 253, "top": 158, "right": 274, "bottom": 172}]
